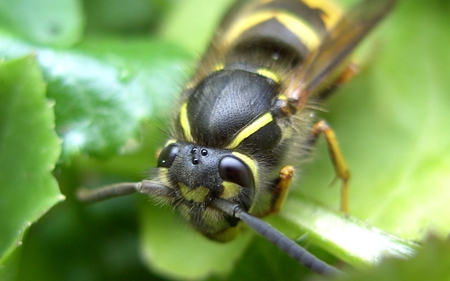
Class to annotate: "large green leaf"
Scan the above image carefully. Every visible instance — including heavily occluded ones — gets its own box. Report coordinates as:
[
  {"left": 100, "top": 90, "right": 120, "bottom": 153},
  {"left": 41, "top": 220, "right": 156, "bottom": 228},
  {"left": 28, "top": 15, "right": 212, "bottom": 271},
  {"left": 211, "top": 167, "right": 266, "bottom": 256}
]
[
  {"left": 311, "top": 237, "right": 450, "bottom": 281},
  {"left": 270, "top": 0, "right": 450, "bottom": 271},
  {"left": 83, "top": 0, "right": 173, "bottom": 34},
  {"left": 0, "top": 56, "right": 62, "bottom": 264},
  {"left": 140, "top": 0, "right": 449, "bottom": 278},
  {"left": 0, "top": 0, "right": 83, "bottom": 47},
  {"left": 0, "top": 34, "right": 193, "bottom": 160},
  {"left": 3, "top": 0, "right": 449, "bottom": 280},
  {"left": 158, "top": 0, "right": 234, "bottom": 53},
  {"left": 293, "top": 0, "right": 450, "bottom": 242}
]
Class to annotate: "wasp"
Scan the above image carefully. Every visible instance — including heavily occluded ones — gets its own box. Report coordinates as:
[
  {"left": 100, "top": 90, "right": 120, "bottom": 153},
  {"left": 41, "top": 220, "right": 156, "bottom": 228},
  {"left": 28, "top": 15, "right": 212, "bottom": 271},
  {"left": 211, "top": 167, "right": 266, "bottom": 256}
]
[{"left": 78, "top": 0, "right": 395, "bottom": 275}]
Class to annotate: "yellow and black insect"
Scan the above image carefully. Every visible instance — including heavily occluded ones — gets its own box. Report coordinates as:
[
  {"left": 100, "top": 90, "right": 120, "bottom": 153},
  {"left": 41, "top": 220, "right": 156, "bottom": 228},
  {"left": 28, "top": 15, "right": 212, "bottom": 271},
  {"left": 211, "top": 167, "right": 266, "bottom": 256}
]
[{"left": 78, "top": 0, "right": 395, "bottom": 275}]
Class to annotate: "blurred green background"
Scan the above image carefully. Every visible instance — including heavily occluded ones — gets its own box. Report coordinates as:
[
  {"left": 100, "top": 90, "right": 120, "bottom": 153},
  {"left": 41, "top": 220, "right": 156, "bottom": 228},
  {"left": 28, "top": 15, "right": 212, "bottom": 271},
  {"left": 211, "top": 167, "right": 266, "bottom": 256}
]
[{"left": 0, "top": 0, "right": 449, "bottom": 280}]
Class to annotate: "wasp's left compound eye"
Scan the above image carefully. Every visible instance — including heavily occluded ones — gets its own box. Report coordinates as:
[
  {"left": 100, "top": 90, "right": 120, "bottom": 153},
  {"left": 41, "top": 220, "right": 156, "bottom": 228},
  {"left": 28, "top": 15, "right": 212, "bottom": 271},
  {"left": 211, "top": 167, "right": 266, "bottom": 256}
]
[
  {"left": 219, "top": 156, "right": 255, "bottom": 189},
  {"left": 157, "top": 144, "right": 178, "bottom": 168}
]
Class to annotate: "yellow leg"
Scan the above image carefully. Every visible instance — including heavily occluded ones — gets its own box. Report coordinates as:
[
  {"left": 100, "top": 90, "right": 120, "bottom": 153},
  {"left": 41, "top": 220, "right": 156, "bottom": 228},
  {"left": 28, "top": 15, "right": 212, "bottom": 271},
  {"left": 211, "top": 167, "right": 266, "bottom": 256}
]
[
  {"left": 310, "top": 120, "right": 350, "bottom": 213},
  {"left": 256, "top": 165, "right": 295, "bottom": 217},
  {"left": 270, "top": 165, "right": 295, "bottom": 214}
]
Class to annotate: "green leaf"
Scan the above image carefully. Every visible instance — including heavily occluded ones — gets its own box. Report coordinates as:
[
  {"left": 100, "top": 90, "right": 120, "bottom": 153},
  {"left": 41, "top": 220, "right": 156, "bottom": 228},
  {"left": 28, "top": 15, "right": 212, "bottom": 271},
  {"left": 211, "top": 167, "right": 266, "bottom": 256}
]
[
  {"left": 83, "top": 0, "right": 173, "bottom": 35},
  {"left": 0, "top": 0, "right": 84, "bottom": 47},
  {"left": 273, "top": 197, "right": 418, "bottom": 268},
  {"left": 5, "top": 0, "right": 450, "bottom": 280},
  {"left": 210, "top": 233, "right": 312, "bottom": 281},
  {"left": 140, "top": 204, "right": 254, "bottom": 280},
  {"left": 0, "top": 34, "right": 193, "bottom": 160},
  {"left": 284, "top": 0, "right": 450, "bottom": 267},
  {"left": 311, "top": 237, "right": 450, "bottom": 281},
  {"left": 0, "top": 56, "right": 63, "bottom": 264},
  {"left": 91, "top": 0, "right": 448, "bottom": 279},
  {"left": 158, "top": 0, "right": 235, "bottom": 53},
  {"left": 146, "top": 0, "right": 449, "bottom": 277}
]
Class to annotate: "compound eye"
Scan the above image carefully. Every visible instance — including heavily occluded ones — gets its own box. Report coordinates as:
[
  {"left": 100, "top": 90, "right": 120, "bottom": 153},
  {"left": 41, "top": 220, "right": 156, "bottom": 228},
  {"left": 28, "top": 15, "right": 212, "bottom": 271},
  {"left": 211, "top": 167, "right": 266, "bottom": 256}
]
[
  {"left": 219, "top": 156, "right": 255, "bottom": 189},
  {"left": 157, "top": 144, "right": 178, "bottom": 168}
]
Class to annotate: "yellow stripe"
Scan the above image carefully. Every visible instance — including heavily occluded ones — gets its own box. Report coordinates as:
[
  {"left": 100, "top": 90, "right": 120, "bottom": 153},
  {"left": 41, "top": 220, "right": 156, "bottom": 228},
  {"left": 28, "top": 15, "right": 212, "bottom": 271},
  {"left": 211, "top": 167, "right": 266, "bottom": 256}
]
[
  {"left": 224, "top": 11, "right": 273, "bottom": 44},
  {"left": 226, "top": 112, "right": 273, "bottom": 149},
  {"left": 274, "top": 12, "right": 320, "bottom": 50},
  {"left": 301, "top": 0, "right": 342, "bottom": 28},
  {"left": 277, "top": 94, "right": 288, "bottom": 101},
  {"left": 177, "top": 203, "right": 191, "bottom": 221},
  {"left": 220, "top": 181, "right": 242, "bottom": 200},
  {"left": 157, "top": 169, "right": 174, "bottom": 190},
  {"left": 213, "top": 63, "right": 225, "bottom": 72},
  {"left": 164, "top": 139, "right": 176, "bottom": 146},
  {"left": 179, "top": 102, "right": 193, "bottom": 142},
  {"left": 225, "top": 10, "right": 321, "bottom": 51},
  {"left": 257, "top": 68, "right": 280, "bottom": 83}
]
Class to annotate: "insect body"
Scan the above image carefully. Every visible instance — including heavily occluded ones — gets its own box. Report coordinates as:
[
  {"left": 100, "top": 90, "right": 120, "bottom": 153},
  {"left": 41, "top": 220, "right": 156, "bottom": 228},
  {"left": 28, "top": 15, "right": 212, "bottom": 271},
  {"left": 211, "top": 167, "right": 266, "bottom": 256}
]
[{"left": 78, "top": 0, "right": 395, "bottom": 275}]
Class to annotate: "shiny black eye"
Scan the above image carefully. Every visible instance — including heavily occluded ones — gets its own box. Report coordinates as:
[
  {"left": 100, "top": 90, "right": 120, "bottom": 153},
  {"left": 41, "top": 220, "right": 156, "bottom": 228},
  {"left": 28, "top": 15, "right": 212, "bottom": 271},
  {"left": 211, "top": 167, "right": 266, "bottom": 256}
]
[
  {"left": 218, "top": 156, "right": 255, "bottom": 189},
  {"left": 157, "top": 144, "right": 178, "bottom": 168}
]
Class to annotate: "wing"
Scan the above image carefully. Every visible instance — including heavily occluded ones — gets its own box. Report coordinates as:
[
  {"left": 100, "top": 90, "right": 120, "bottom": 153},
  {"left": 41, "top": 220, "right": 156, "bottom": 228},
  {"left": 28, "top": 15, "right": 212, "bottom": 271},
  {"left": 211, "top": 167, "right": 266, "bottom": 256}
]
[{"left": 286, "top": 0, "right": 396, "bottom": 111}]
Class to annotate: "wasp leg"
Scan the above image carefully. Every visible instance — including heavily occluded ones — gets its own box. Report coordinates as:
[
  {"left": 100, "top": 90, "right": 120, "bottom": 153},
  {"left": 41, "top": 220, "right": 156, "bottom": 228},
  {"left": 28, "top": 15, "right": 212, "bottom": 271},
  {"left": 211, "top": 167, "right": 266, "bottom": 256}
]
[
  {"left": 257, "top": 165, "right": 294, "bottom": 217},
  {"left": 310, "top": 120, "right": 350, "bottom": 213},
  {"left": 271, "top": 166, "right": 295, "bottom": 214}
]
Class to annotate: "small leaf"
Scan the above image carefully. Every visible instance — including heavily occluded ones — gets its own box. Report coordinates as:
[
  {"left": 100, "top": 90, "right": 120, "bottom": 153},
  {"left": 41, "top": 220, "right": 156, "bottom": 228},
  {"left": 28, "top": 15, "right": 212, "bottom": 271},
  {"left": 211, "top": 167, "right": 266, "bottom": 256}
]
[{"left": 0, "top": 55, "right": 63, "bottom": 264}]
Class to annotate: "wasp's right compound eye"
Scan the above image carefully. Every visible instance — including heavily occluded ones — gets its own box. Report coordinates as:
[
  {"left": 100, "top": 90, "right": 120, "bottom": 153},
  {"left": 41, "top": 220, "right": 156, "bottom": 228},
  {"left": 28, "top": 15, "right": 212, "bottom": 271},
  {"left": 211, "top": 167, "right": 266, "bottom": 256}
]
[
  {"left": 218, "top": 156, "right": 255, "bottom": 189},
  {"left": 157, "top": 144, "right": 178, "bottom": 168}
]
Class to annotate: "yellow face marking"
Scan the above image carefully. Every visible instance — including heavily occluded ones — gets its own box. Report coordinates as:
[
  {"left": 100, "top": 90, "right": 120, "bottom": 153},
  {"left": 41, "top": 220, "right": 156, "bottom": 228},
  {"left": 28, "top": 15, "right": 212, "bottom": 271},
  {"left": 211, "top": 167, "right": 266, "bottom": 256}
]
[
  {"left": 177, "top": 203, "right": 191, "bottom": 221},
  {"left": 301, "top": 0, "right": 342, "bottom": 28},
  {"left": 157, "top": 169, "right": 172, "bottom": 187},
  {"left": 225, "top": 10, "right": 321, "bottom": 51},
  {"left": 226, "top": 112, "right": 273, "bottom": 149},
  {"left": 179, "top": 102, "right": 193, "bottom": 142},
  {"left": 179, "top": 183, "right": 209, "bottom": 203},
  {"left": 221, "top": 181, "right": 242, "bottom": 200},
  {"left": 202, "top": 208, "right": 223, "bottom": 229},
  {"left": 257, "top": 68, "right": 280, "bottom": 83}
]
